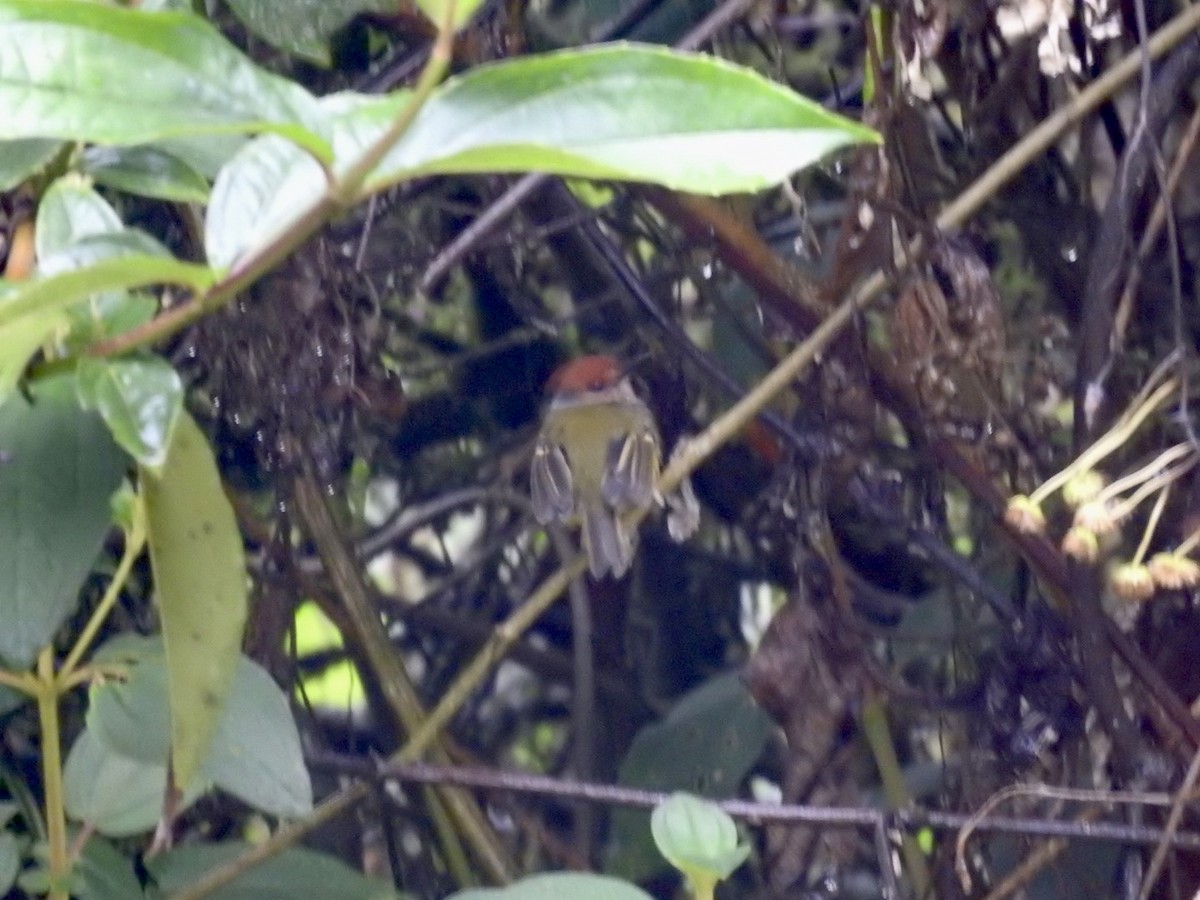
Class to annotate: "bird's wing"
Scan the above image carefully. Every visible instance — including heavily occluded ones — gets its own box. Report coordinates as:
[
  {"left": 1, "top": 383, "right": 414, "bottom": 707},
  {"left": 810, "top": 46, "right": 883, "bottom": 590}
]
[
  {"left": 601, "top": 430, "right": 659, "bottom": 509},
  {"left": 531, "top": 438, "right": 574, "bottom": 523}
]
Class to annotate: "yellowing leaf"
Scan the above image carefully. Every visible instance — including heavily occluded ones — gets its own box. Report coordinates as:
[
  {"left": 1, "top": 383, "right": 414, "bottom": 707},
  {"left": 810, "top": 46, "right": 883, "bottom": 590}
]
[{"left": 141, "top": 412, "right": 247, "bottom": 790}]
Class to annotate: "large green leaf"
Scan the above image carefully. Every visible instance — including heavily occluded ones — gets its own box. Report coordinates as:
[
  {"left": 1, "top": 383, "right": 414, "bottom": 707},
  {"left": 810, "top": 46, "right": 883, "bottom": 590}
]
[
  {"left": 0, "top": 0, "right": 331, "bottom": 159},
  {"left": 80, "top": 146, "right": 211, "bottom": 204},
  {"left": 63, "top": 727, "right": 199, "bottom": 838},
  {"left": 87, "top": 638, "right": 311, "bottom": 818},
  {"left": 34, "top": 176, "right": 124, "bottom": 260},
  {"left": 0, "top": 254, "right": 215, "bottom": 332},
  {"left": 201, "top": 654, "right": 313, "bottom": 817},
  {"left": 141, "top": 414, "right": 249, "bottom": 790},
  {"left": 33, "top": 180, "right": 164, "bottom": 354},
  {"left": 0, "top": 375, "right": 126, "bottom": 668},
  {"left": 225, "top": 0, "right": 393, "bottom": 66},
  {"left": 205, "top": 135, "right": 324, "bottom": 270},
  {"left": 75, "top": 834, "right": 147, "bottom": 900},
  {"left": 207, "top": 41, "right": 875, "bottom": 265},
  {"left": 148, "top": 842, "right": 397, "bottom": 899},
  {"left": 369, "top": 43, "right": 879, "bottom": 194},
  {"left": 86, "top": 647, "right": 171, "bottom": 764},
  {"left": 607, "top": 672, "right": 772, "bottom": 881},
  {"left": 76, "top": 356, "right": 183, "bottom": 471},
  {"left": 0, "top": 831, "right": 17, "bottom": 895},
  {"left": 0, "top": 303, "right": 67, "bottom": 402},
  {"left": 0, "top": 138, "right": 61, "bottom": 191}
]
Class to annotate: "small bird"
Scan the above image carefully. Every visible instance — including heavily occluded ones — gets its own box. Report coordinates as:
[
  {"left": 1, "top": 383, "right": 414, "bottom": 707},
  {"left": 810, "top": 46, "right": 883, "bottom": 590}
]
[{"left": 531, "top": 355, "right": 661, "bottom": 578}]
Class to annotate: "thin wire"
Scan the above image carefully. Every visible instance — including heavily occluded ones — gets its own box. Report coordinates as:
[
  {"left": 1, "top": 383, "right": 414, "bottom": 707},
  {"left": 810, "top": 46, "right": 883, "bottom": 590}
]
[{"left": 306, "top": 754, "right": 1200, "bottom": 852}]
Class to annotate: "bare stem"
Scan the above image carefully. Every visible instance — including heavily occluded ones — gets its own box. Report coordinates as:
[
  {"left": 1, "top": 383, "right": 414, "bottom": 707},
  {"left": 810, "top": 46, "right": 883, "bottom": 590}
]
[{"left": 36, "top": 648, "right": 67, "bottom": 900}]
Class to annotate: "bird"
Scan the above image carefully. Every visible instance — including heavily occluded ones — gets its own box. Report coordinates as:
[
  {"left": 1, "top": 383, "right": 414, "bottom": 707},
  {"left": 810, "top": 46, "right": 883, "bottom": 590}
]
[{"left": 530, "top": 355, "right": 662, "bottom": 578}]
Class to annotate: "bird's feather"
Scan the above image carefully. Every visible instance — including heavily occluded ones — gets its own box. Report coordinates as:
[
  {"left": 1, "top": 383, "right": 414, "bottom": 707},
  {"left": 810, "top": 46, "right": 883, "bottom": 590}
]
[
  {"left": 581, "top": 505, "right": 633, "bottom": 578},
  {"left": 602, "top": 430, "right": 659, "bottom": 509},
  {"left": 530, "top": 440, "right": 574, "bottom": 523}
]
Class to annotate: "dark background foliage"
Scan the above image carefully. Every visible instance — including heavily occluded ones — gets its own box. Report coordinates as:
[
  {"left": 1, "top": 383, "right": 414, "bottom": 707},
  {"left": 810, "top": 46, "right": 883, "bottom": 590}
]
[{"left": 9, "top": 0, "right": 1200, "bottom": 897}]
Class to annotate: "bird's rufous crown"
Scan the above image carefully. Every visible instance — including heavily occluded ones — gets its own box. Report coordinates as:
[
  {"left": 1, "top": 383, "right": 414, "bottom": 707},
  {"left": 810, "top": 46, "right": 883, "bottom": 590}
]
[{"left": 547, "top": 354, "right": 624, "bottom": 396}]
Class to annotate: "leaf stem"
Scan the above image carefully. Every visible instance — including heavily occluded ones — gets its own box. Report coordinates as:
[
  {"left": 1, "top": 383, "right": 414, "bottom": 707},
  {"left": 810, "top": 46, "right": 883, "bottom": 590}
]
[
  {"left": 1131, "top": 486, "right": 1170, "bottom": 567},
  {"left": 1176, "top": 526, "right": 1200, "bottom": 558},
  {"left": 35, "top": 648, "right": 68, "bottom": 900},
  {"left": 1029, "top": 378, "right": 1178, "bottom": 505},
  {"left": 861, "top": 690, "right": 931, "bottom": 897},
  {"left": 1093, "top": 443, "right": 1193, "bottom": 506},
  {"left": 1109, "top": 455, "right": 1196, "bottom": 524},
  {"left": 0, "top": 669, "right": 40, "bottom": 694},
  {"left": 61, "top": 500, "right": 146, "bottom": 680}
]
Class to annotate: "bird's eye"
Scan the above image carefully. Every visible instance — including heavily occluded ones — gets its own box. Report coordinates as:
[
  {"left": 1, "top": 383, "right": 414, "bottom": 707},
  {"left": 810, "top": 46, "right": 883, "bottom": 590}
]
[{"left": 589, "top": 379, "right": 605, "bottom": 391}]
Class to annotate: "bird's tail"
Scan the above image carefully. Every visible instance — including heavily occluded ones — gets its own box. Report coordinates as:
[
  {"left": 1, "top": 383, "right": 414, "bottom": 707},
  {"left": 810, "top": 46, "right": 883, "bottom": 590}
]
[{"left": 581, "top": 505, "right": 633, "bottom": 578}]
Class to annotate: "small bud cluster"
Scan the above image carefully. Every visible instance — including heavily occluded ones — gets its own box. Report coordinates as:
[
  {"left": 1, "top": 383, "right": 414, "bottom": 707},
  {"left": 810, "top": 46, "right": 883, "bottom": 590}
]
[
  {"left": 1003, "top": 449, "right": 1200, "bottom": 607},
  {"left": 1001, "top": 377, "right": 1199, "bottom": 609}
]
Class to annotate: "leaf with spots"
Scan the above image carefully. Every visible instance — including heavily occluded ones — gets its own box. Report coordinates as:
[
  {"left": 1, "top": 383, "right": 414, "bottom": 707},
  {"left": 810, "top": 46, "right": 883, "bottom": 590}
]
[{"left": 141, "top": 412, "right": 247, "bottom": 793}]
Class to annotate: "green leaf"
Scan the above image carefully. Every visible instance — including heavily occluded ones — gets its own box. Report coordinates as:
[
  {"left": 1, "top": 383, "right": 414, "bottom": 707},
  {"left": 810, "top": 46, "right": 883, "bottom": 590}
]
[
  {"left": 86, "top": 638, "right": 171, "bottom": 764},
  {"left": 0, "top": 303, "right": 68, "bottom": 403},
  {"left": 35, "top": 176, "right": 123, "bottom": 261},
  {"left": 0, "top": 830, "right": 18, "bottom": 894},
  {"left": 607, "top": 672, "right": 772, "bottom": 881},
  {"left": 63, "top": 728, "right": 201, "bottom": 838},
  {"left": 447, "top": 873, "right": 653, "bottom": 900},
  {"left": 0, "top": 138, "right": 61, "bottom": 191},
  {"left": 87, "top": 637, "right": 312, "bottom": 818},
  {"left": 80, "top": 146, "right": 211, "bottom": 204},
  {"left": 650, "top": 793, "right": 748, "bottom": 891},
  {"left": 225, "top": 0, "right": 393, "bottom": 66},
  {"left": 38, "top": 232, "right": 174, "bottom": 276},
  {"left": 141, "top": 414, "right": 249, "bottom": 790},
  {"left": 76, "top": 356, "right": 183, "bottom": 470},
  {"left": 0, "top": 375, "right": 126, "bottom": 668},
  {"left": 153, "top": 134, "right": 248, "bottom": 181},
  {"left": 202, "top": 655, "right": 313, "bottom": 817},
  {"left": 31, "top": 182, "right": 169, "bottom": 352},
  {"left": 36, "top": 233, "right": 167, "bottom": 354},
  {"left": 205, "top": 90, "right": 419, "bottom": 268},
  {"left": 15, "top": 863, "right": 52, "bottom": 895},
  {"left": 367, "top": 43, "right": 879, "bottom": 195},
  {"left": 206, "top": 135, "right": 324, "bottom": 270},
  {"left": 0, "top": 0, "right": 332, "bottom": 160},
  {"left": 148, "top": 842, "right": 397, "bottom": 899},
  {"left": 75, "top": 834, "right": 146, "bottom": 900},
  {"left": 0, "top": 253, "right": 216, "bottom": 332}
]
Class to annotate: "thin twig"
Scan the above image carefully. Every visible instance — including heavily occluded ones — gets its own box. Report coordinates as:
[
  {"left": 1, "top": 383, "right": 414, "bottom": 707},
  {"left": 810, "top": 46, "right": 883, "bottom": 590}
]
[
  {"left": 955, "top": 783, "right": 1176, "bottom": 892},
  {"left": 303, "top": 755, "right": 1200, "bottom": 851}
]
